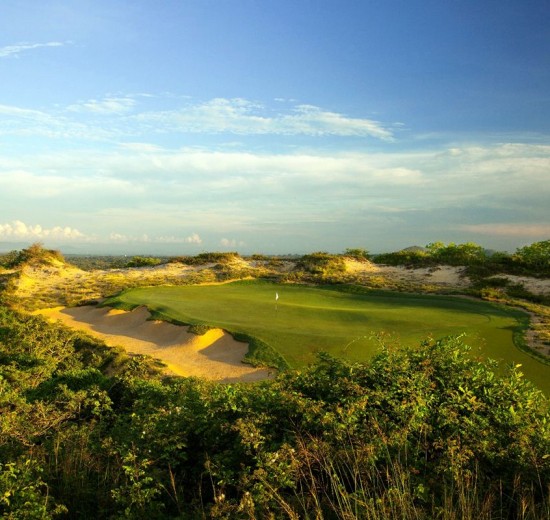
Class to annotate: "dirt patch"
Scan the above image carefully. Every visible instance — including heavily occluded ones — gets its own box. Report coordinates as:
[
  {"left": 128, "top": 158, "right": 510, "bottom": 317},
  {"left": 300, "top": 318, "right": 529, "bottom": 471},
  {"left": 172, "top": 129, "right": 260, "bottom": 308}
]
[
  {"left": 36, "top": 306, "right": 273, "bottom": 383},
  {"left": 343, "top": 261, "right": 470, "bottom": 288},
  {"left": 378, "top": 265, "right": 469, "bottom": 287}
]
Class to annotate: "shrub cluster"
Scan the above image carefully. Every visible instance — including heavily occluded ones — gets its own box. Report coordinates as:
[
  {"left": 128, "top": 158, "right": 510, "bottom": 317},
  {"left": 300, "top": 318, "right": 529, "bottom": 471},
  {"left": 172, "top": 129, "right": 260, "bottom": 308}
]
[
  {"left": 374, "top": 240, "right": 550, "bottom": 278},
  {"left": 171, "top": 251, "right": 242, "bottom": 266},
  {"left": 296, "top": 252, "right": 346, "bottom": 277},
  {"left": 3, "top": 242, "right": 65, "bottom": 268},
  {"left": 125, "top": 256, "right": 163, "bottom": 268},
  {"left": 1, "top": 305, "right": 548, "bottom": 519}
]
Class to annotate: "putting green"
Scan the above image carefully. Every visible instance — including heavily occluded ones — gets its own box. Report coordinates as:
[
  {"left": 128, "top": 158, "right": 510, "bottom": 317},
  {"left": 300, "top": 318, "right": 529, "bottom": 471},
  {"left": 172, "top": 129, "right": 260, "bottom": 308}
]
[{"left": 105, "top": 280, "right": 549, "bottom": 393}]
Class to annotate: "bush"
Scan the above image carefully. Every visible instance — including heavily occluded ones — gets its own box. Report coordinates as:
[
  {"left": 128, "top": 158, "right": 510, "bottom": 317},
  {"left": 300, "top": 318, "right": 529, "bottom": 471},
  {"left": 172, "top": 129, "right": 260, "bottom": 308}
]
[
  {"left": 374, "top": 249, "right": 431, "bottom": 266},
  {"left": 514, "top": 240, "right": 550, "bottom": 275},
  {"left": 343, "top": 248, "right": 370, "bottom": 261},
  {"left": 7, "top": 243, "right": 65, "bottom": 268},
  {"left": 296, "top": 252, "right": 346, "bottom": 276},
  {"left": 172, "top": 252, "right": 241, "bottom": 266},
  {"left": 126, "top": 256, "right": 162, "bottom": 268}
]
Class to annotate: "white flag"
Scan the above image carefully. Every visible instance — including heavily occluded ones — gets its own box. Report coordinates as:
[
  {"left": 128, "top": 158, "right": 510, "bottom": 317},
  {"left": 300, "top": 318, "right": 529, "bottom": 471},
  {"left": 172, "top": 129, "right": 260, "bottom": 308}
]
[{"left": 275, "top": 292, "right": 279, "bottom": 301}]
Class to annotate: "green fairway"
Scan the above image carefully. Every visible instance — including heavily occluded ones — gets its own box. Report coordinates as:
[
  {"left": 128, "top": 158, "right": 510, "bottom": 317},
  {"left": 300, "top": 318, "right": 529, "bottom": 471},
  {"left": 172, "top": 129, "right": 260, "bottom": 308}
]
[{"left": 105, "top": 280, "right": 549, "bottom": 393}]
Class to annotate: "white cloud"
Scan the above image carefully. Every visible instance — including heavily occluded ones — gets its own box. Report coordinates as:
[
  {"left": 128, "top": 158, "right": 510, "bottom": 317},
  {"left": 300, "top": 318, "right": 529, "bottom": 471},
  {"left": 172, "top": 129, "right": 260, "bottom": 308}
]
[
  {"left": 67, "top": 96, "right": 136, "bottom": 114},
  {"left": 118, "top": 142, "right": 164, "bottom": 153},
  {"left": 281, "top": 104, "right": 393, "bottom": 140},
  {"left": 0, "top": 104, "right": 49, "bottom": 118},
  {"left": 1, "top": 132, "right": 549, "bottom": 252},
  {"left": 109, "top": 233, "right": 128, "bottom": 242},
  {"left": 0, "top": 41, "right": 66, "bottom": 58},
  {"left": 0, "top": 96, "right": 393, "bottom": 143},
  {"left": 0, "top": 220, "right": 86, "bottom": 240},
  {"left": 0, "top": 169, "right": 145, "bottom": 200},
  {"left": 2, "top": 143, "right": 548, "bottom": 214},
  {"left": 135, "top": 97, "right": 394, "bottom": 140},
  {"left": 0, "top": 104, "right": 114, "bottom": 141},
  {"left": 220, "top": 238, "right": 245, "bottom": 248},
  {"left": 107, "top": 231, "right": 202, "bottom": 245},
  {"left": 185, "top": 233, "right": 202, "bottom": 244}
]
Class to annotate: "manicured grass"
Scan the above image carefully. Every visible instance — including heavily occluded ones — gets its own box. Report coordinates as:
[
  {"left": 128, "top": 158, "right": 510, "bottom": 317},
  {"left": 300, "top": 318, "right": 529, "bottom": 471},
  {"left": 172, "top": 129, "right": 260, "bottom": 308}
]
[{"left": 105, "top": 280, "right": 549, "bottom": 393}]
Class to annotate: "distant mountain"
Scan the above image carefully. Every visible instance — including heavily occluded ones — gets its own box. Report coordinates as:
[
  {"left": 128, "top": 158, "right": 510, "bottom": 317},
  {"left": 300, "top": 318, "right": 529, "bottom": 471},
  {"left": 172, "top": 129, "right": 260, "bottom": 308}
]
[{"left": 400, "top": 245, "right": 428, "bottom": 253}]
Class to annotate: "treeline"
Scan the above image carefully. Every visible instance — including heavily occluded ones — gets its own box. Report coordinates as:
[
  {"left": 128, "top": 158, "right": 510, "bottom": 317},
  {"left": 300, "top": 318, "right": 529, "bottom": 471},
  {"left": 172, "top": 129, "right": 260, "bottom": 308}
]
[
  {"left": 1, "top": 305, "right": 549, "bottom": 518},
  {"left": 2, "top": 240, "right": 548, "bottom": 277},
  {"left": 373, "top": 240, "right": 550, "bottom": 277}
]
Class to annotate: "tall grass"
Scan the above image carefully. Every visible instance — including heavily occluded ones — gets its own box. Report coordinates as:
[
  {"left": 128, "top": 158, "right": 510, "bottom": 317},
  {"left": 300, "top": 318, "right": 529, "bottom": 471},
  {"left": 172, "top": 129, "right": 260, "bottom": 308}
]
[{"left": 256, "top": 433, "right": 550, "bottom": 520}]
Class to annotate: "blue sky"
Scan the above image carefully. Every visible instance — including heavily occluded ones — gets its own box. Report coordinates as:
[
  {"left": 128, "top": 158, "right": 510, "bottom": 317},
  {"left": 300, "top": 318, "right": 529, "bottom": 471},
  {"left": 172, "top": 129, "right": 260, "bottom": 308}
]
[{"left": 1, "top": 0, "right": 549, "bottom": 254}]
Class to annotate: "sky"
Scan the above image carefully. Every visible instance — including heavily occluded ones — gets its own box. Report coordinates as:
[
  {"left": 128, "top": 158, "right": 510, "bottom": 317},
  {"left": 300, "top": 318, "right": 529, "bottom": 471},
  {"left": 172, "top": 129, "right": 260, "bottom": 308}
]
[{"left": 0, "top": 0, "right": 549, "bottom": 255}]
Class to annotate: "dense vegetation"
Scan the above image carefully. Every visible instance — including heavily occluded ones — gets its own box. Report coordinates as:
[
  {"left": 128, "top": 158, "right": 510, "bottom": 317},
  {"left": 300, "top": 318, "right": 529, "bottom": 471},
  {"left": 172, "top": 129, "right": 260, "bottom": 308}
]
[
  {"left": 0, "top": 240, "right": 549, "bottom": 518},
  {"left": 0, "top": 243, "right": 65, "bottom": 269},
  {"left": 170, "top": 252, "right": 242, "bottom": 266},
  {"left": 125, "top": 256, "right": 163, "bottom": 268},
  {"left": 0, "top": 306, "right": 549, "bottom": 519},
  {"left": 373, "top": 240, "right": 550, "bottom": 277}
]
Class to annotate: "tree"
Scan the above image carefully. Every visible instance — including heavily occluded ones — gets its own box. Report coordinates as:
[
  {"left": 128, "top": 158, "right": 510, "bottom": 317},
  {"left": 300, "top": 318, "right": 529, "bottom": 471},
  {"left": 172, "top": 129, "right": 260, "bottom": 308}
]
[
  {"left": 514, "top": 240, "right": 550, "bottom": 273},
  {"left": 425, "top": 241, "right": 486, "bottom": 265}
]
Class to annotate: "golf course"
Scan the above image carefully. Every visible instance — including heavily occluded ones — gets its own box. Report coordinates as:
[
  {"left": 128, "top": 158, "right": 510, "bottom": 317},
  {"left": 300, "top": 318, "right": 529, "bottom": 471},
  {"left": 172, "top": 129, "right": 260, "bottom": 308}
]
[{"left": 104, "top": 280, "right": 549, "bottom": 392}]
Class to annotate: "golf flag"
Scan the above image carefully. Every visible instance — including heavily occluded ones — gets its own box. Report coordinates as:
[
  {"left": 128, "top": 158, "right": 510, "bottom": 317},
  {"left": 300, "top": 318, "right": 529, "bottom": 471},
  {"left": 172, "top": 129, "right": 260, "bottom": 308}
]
[{"left": 275, "top": 292, "right": 279, "bottom": 301}]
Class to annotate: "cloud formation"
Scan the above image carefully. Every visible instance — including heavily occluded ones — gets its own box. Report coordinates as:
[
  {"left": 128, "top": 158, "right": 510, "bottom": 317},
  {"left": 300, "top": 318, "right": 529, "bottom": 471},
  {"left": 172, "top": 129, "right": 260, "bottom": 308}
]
[
  {"left": 220, "top": 238, "right": 245, "bottom": 248},
  {"left": 137, "top": 98, "right": 394, "bottom": 139},
  {"left": 184, "top": 233, "right": 202, "bottom": 244},
  {"left": 107, "top": 231, "right": 202, "bottom": 244},
  {"left": 0, "top": 91, "right": 548, "bottom": 253},
  {"left": 0, "top": 41, "right": 66, "bottom": 58},
  {"left": 0, "top": 220, "right": 205, "bottom": 249},
  {"left": 67, "top": 96, "right": 137, "bottom": 114},
  {"left": 1, "top": 143, "right": 548, "bottom": 244},
  {"left": 0, "top": 221, "right": 86, "bottom": 240},
  {"left": 0, "top": 96, "right": 394, "bottom": 143}
]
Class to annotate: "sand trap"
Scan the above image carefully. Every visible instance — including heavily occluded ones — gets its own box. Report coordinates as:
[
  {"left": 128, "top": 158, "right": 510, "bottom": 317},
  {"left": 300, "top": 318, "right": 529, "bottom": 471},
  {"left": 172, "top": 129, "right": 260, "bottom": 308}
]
[{"left": 37, "top": 306, "right": 273, "bottom": 383}]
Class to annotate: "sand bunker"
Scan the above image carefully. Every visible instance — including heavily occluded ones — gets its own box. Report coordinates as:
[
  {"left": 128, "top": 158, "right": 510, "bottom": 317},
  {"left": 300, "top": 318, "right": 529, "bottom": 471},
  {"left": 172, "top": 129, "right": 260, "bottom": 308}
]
[{"left": 37, "top": 306, "right": 273, "bottom": 383}]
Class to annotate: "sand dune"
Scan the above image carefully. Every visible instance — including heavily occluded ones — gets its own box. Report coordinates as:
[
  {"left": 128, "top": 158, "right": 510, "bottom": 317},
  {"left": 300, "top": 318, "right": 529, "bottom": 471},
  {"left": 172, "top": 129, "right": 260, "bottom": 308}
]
[{"left": 37, "top": 305, "right": 273, "bottom": 382}]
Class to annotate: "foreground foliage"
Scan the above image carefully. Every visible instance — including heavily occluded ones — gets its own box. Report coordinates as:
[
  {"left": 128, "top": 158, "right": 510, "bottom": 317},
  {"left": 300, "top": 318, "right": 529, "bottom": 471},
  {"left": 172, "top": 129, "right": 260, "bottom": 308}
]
[{"left": 1, "top": 305, "right": 549, "bottom": 519}]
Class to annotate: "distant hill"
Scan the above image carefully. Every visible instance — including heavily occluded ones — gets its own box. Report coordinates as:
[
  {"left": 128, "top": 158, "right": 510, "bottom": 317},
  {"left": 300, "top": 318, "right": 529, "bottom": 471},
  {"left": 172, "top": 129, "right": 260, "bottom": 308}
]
[{"left": 400, "top": 245, "right": 428, "bottom": 253}]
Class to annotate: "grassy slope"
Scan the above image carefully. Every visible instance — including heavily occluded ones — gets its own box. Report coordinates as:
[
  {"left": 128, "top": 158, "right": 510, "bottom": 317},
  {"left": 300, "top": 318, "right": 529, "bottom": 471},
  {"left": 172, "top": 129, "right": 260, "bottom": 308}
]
[{"left": 105, "top": 280, "right": 549, "bottom": 393}]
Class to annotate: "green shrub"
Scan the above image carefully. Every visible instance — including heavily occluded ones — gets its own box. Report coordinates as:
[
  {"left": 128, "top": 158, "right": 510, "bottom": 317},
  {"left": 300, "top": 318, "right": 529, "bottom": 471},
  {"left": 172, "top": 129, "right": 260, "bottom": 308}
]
[
  {"left": 343, "top": 248, "right": 371, "bottom": 261},
  {"left": 174, "top": 251, "right": 242, "bottom": 266},
  {"left": 7, "top": 243, "right": 65, "bottom": 268},
  {"left": 126, "top": 256, "right": 162, "bottom": 268},
  {"left": 0, "top": 458, "right": 67, "bottom": 518},
  {"left": 296, "top": 252, "right": 346, "bottom": 276}
]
